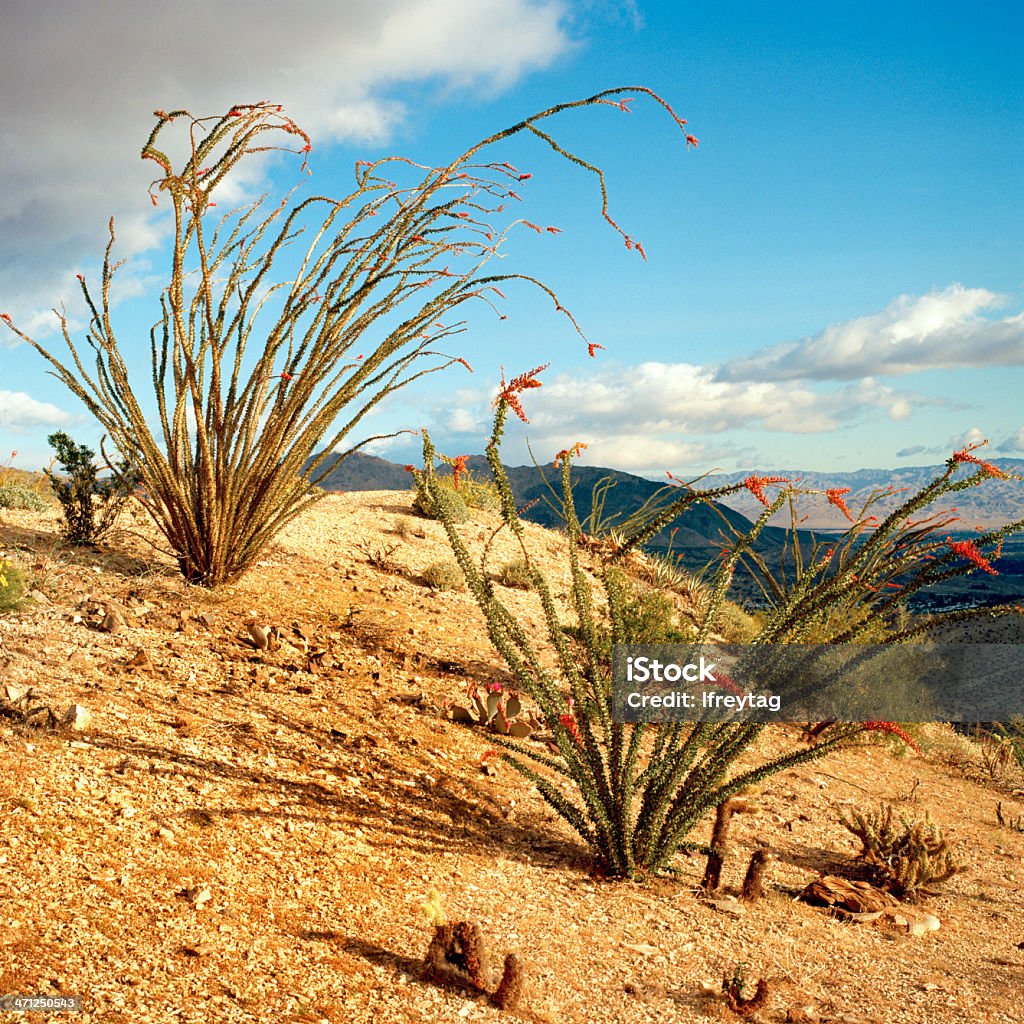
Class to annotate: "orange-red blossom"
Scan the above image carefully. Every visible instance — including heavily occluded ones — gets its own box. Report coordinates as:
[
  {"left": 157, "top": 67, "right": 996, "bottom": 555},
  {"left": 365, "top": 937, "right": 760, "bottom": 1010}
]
[
  {"left": 825, "top": 487, "right": 855, "bottom": 522},
  {"left": 947, "top": 538, "right": 998, "bottom": 575},
  {"left": 554, "top": 442, "right": 587, "bottom": 468},
  {"left": 861, "top": 722, "right": 921, "bottom": 753},
  {"left": 495, "top": 364, "right": 548, "bottom": 423},
  {"left": 450, "top": 455, "right": 470, "bottom": 490},
  {"left": 743, "top": 474, "right": 789, "bottom": 506},
  {"left": 952, "top": 441, "right": 1007, "bottom": 478}
]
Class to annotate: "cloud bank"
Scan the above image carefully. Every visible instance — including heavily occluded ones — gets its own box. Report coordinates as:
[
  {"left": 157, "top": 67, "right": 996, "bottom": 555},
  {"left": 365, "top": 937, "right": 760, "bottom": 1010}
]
[
  {"left": 0, "top": 391, "right": 75, "bottom": 431},
  {"left": 438, "top": 362, "right": 928, "bottom": 473},
  {"left": 719, "top": 285, "right": 1024, "bottom": 382},
  {"left": 0, "top": 0, "right": 571, "bottom": 332}
]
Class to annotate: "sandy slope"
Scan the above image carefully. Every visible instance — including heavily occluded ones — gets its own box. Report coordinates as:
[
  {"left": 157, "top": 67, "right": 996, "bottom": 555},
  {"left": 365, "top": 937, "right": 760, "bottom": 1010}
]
[{"left": 1, "top": 493, "right": 1023, "bottom": 1023}]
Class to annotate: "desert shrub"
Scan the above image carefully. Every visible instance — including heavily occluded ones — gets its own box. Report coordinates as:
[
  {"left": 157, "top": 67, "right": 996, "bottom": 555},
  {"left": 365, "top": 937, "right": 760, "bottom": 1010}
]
[
  {"left": 423, "top": 560, "right": 465, "bottom": 592},
  {"left": 424, "top": 371, "right": 1023, "bottom": 878},
  {"left": 839, "top": 803, "right": 966, "bottom": 898},
  {"left": 711, "top": 600, "right": 762, "bottom": 642},
  {"left": 45, "top": 431, "right": 136, "bottom": 545},
  {"left": 997, "top": 719, "right": 1024, "bottom": 771},
  {"left": 3, "top": 90, "right": 694, "bottom": 586},
  {"left": 455, "top": 472, "right": 502, "bottom": 512},
  {"left": 0, "top": 558, "right": 27, "bottom": 612},
  {"left": 496, "top": 557, "right": 532, "bottom": 589},
  {"left": 393, "top": 515, "right": 423, "bottom": 540},
  {"left": 356, "top": 539, "right": 399, "bottom": 573},
  {"left": 411, "top": 477, "right": 471, "bottom": 524},
  {"left": 0, "top": 484, "right": 48, "bottom": 512}
]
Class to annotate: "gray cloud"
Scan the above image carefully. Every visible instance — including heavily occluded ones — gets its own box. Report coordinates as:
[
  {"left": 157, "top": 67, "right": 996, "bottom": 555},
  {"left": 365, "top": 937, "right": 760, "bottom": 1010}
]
[
  {"left": 0, "top": 1, "right": 570, "bottom": 334},
  {"left": 896, "top": 445, "right": 926, "bottom": 458},
  {"left": 718, "top": 285, "right": 1024, "bottom": 382},
  {"left": 997, "top": 427, "right": 1024, "bottom": 453}
]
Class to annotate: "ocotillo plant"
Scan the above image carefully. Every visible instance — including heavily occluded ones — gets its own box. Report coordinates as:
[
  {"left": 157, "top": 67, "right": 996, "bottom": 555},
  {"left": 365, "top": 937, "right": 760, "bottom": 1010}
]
[
  {"left": 2, "top": 90, "right": 694, "bottom": 585},
  {"left": 424, "top": 369, "right": 1023, "bottom": 878}
]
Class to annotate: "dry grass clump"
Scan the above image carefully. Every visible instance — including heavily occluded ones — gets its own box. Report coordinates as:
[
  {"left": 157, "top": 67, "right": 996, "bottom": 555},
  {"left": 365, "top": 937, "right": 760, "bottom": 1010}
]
[
  {"left": 423, "top": 560, "right": 466, "bottom": 592},
  {"left": 495, "top": 557, "right": 532, "bottom": 589}
]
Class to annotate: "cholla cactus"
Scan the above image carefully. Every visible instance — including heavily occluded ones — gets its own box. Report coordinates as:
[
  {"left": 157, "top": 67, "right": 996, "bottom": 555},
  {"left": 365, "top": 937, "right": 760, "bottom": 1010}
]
[{"left": 839, "top": 803, "right": 965, "bottom": 898}]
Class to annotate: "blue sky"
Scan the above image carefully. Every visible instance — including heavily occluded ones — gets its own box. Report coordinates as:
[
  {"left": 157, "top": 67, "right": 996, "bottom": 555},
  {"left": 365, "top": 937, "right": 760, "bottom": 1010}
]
[{"left": 1, "top": 1, "right": 1021, "bottom": 477}]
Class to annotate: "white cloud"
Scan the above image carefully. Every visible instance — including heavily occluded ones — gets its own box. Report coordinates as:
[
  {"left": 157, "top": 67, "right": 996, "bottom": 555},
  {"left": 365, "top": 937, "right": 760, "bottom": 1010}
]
[
  {"left": 946, "top": 426, "right": 988, "bottom": 450},
  {"left": 719, "top": 285, "right": 1024, "bottom": 381},
  {"left": 0, "top": 1, "right": 571, "bottom": 335},
  {"left": 431, "top": 361, "right": 929, "bottom": 474},
  {"left": 0, "top": 391, "right": 75, "bottom": 431},
  {"left": 997, "top": 428, "right": 1024, "bottom": 453}
]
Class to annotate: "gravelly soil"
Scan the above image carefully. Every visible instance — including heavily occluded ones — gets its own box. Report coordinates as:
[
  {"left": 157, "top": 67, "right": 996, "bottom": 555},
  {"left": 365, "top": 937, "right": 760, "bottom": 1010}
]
[{"left": 1, "top": 493, "right": 1023, "bottom": 1024}]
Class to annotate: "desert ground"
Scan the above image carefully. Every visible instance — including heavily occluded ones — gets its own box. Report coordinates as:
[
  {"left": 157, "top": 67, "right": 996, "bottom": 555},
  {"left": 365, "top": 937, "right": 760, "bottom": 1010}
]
[{"left": 2, "top": 492, "right": 1023, "bottom": 1023}]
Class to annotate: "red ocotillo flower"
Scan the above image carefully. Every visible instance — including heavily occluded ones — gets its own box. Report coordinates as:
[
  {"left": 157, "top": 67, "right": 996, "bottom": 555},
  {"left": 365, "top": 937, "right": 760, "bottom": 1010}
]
[
  {"left": 554, "top": 442, "right": 587, "bottom": 467},
  {"left": 743, "top": 474, "right": 789, "bottom": 506},
  {"left": 947, "top": 538, "right": 998, "bottom": 575},
  {"left": 861, "top": 722, "right": 921, "bottom": 753},
  {"left": 826, "top": 487, "right": 855, "bottom": 522},
  {"left": 495, "top": 364, "right": 548, "bottom": 423},
  {"left": 559, "top": 697, "right": 582, "bottom": 744},
  {"left": 587, "top": 342, "right": 605, "bottom": 358},
  {"left": 952, "top": 441, "right": 1006, "bottom": 478},
  {"left": 450, "top": 455, "right": 470, "bottom": 490}
]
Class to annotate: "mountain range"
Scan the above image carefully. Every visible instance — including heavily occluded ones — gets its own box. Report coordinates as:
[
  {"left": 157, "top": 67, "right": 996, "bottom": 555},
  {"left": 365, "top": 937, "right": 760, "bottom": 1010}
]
[
  {"left": 310, "top": 451, "right": 1024, "bottom": 533},
  {"left": 306, "top": 452, "right": 1024, "bottom": 608}
]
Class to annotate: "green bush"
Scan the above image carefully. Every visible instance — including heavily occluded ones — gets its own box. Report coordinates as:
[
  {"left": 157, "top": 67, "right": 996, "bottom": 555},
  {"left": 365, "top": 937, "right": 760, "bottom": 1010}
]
[
  {"left": 423, "top": 372, "right": 1024, "bottom": 879},
  {"left": 0, "top": 484, "right": 48, "bottom": 511},
  {"left": 45, "top": 432, "right": 136, "bottom": 545},
  {"left": 408, "top": 449, "right": 470, "bottom": 524},
  {"left": 411, "top": 478, "right": 470, "bottom": 524},
  {"left": 0, "top": 558, "right": 27, "bottom": 612},
  {"left": 423, "top": 560, "right": 466, "bottom": 592},
  {"left": 496, "top": 557, "right": 533, "bottom": 589}
]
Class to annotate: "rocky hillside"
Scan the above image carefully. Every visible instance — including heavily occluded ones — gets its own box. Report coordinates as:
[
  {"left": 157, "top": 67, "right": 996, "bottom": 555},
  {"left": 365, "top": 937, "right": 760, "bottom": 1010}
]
[{"left": 1, "top": 494, "right": 1023, "bottom": 1023}]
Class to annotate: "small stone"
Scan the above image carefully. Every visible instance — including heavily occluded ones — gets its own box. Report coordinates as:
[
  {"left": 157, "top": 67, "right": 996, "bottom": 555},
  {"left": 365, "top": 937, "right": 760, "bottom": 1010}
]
[
  {"left": 181, "top": 941, "right": 216, "bottom": 957},
  {"left": 907, "top": 913, "right": 940, "bottom": 937},
  {"left": 708, "top": 896, "right": 746, "bottom": 917},
  {"left": 621, "top": 943, "right": 660, "bottom": 956},
  {"left": 62, "top": 704, "right": 91, "bottom": 731},
  {"left": 125, "top": 649, "right": 153, "bottom": 673},
  {"left": 179, "top": 886, "right": 212, "bottom": 907},
  {"left": 29, "top": 589, "right": 51, "bottom": 605},
  {"left": 100, "top": 607, "right": 125, "bottom": 633}
]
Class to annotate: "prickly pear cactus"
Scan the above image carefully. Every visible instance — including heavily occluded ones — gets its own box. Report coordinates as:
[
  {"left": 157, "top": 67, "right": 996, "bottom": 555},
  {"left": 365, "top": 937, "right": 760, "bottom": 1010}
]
[{"left": 447, "top": 684, "right": 535, "bottom": 738}]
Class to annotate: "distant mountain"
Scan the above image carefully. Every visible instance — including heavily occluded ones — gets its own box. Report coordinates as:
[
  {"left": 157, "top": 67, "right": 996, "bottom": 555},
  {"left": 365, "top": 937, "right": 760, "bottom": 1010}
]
[
  {"left": 307, "top": 450, "right": 413, "bottom": 491},
  {"left": 305, "top": 450, "right": 1024, "bottom": 608},
  {"left": 706, "top": 459, "right": 1024, "bottom": 531},
  {"left": 306, "top": 450, "right": 797, "bottom": 575}
]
